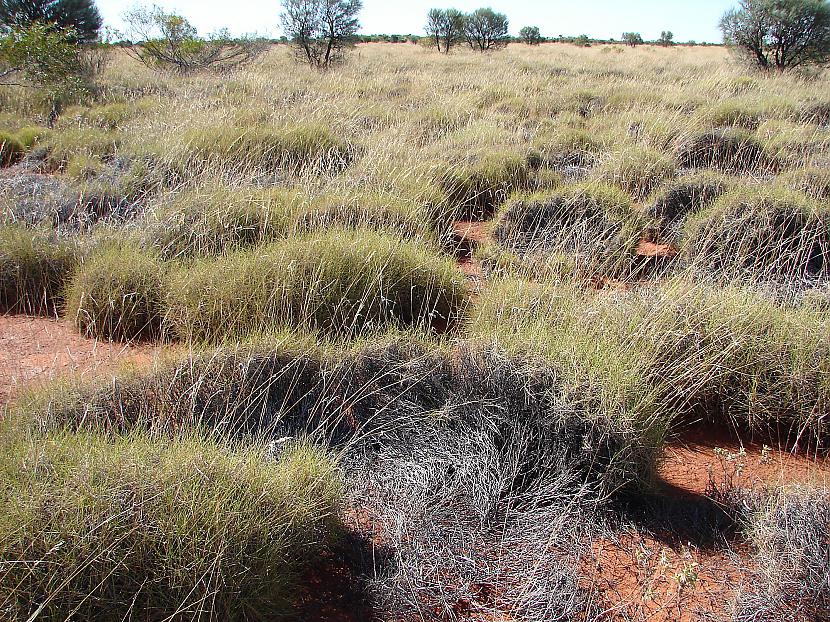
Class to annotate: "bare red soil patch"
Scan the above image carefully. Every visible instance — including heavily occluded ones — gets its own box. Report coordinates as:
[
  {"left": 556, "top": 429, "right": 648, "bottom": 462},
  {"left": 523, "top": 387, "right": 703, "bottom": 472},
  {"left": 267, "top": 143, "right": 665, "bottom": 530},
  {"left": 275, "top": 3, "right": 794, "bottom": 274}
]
[
  {"left": 0, "top": 314, "right": 160, "bottom": 405},
  {"left": 453, "top": 220, "right": 487, "bottom": 281},
  {"left": 636, "top": 240, "right": 679, "bottom": 259},
  {"left": 663, "top": 425, "right": 830, "bottom": 495},
  {"left": 588, "top": 426, "right": 829, "bottom": 621}
]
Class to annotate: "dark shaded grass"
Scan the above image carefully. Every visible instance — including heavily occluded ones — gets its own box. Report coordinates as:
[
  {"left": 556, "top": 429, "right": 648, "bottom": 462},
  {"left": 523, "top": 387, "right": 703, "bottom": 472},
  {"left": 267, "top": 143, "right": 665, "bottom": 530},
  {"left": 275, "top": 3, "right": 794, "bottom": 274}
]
[{"left": 0, "top": 225, "right": 79, "bottom": 315}]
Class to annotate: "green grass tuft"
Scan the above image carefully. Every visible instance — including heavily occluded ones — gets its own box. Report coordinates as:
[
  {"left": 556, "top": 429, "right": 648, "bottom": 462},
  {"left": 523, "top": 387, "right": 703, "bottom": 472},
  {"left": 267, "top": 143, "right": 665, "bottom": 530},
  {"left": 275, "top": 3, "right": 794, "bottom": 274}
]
[
  {"left": 0, "top": 431, "right": 342, "bottom": 621},
  {"left": 65, "top": 244, "right": 165, "bottom": 341},
  {"left": 165, "top": 229, "right": 468, "bottom": 342},
  {"left": 0, "top": 225, "right": 79, "bottom": 314}
]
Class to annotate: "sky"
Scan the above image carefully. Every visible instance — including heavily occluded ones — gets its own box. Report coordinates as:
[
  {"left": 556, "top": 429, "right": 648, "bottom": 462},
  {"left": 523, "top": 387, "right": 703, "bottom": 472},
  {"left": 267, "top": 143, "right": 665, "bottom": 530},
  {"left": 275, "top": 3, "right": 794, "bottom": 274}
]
[{"left": 97, "top": 0, "right": 736, "bottom": 44}]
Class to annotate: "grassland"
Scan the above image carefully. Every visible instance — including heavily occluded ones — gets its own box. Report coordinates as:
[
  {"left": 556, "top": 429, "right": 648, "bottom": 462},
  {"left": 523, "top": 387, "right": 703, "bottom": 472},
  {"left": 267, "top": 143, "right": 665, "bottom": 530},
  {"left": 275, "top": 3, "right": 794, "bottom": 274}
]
[{"left": 1, "top": 41, "right": 829, "bottom": 620}]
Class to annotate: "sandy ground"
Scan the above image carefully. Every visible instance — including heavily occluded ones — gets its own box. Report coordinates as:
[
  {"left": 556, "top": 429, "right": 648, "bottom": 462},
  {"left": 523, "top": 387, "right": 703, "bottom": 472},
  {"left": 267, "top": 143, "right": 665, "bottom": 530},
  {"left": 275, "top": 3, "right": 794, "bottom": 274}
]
[{"left": 0, "top": 314, "right": 160, "bottom": 405}]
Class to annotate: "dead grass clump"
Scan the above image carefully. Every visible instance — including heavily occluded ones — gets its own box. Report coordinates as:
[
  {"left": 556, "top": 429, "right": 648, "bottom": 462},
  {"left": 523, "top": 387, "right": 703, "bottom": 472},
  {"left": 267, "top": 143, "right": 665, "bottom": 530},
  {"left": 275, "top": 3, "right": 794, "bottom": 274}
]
[
  {"left": 682, "top": 186, "right": 830, "bottom": 282},
  {"left": 66, "top": 244, "right": 165, "bottom": 341},
  {"left": 676, "top": 127, "right": 774, "bottom": 173},
  {"left": 0, "top": 225, "right": 79, "bottom": 314},
  {"left": 735, "top": 487, "right": 830, "bottom": 620}
]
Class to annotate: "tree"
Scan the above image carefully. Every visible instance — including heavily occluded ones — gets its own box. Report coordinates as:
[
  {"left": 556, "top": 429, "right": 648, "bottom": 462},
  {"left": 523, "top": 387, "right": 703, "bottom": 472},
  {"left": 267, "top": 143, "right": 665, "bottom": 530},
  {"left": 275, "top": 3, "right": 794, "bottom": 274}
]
[
  {"left": 0, "top": 23, "right": 100, "bottom": 123},
  {"left": 424, "top": 8, "right": 464, "bottom": 53},
  {"left": 463, "top": 7, "right": 509, "bottom": 51},
  {"left": 519, "top": 25, "right": 542, "bottom": 45},
  {"left": 659, "top": 30, "right": 674, "bottom": 46},
  {"left": 622, "top": 32, "right": 644, "bottom": 46},
  {"left": 720, "top": 0, "right": 830, "bottom": 70},
  {"left": 280, "top": 0, "right": 362, "bottom": 69},
  {"left": 574, "top": 34, "right": 590, "bottom": 47},
  {"left": 425, "top": 8, "right": 443, "bottom": 50},
  {"left": 122, "top": 5, "right": 266, "bottom": 73},
  {"left": 0, "top": 0, "right": 102, "bottom": 43}
]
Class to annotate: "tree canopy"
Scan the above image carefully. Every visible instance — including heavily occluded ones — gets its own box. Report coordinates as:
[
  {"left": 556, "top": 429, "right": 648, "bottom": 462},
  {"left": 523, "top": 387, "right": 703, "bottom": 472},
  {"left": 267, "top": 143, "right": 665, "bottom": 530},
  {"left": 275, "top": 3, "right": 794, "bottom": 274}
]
[
  {"left": 519, "top": 26, "right": 542, "bottom": 45},
  {"left": 720, "top": 0, "right": 830, "bottom": 70},
  {"left": 281, "top": 0, "right": 362, "bottom": 68},
  {"left": 0, "top": 0, "right": 102, "bottom": 43}
]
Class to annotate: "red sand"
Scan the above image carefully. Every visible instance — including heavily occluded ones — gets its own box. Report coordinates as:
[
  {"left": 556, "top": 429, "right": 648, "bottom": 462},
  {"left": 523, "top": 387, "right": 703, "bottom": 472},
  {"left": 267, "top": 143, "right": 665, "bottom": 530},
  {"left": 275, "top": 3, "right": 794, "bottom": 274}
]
[{"left": 0, "top": 314, "right": 160, "bottom": 405}]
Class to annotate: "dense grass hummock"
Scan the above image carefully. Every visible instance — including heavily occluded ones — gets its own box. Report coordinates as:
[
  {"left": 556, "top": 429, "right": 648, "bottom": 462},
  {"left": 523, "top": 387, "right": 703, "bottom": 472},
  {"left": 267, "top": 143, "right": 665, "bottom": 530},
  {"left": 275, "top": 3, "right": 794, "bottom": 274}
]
[
  {"left": 66, "top": 244, "right": 165, "bottom": 341},
  {"left": 0, "top": 225, "right": 79, "bottom": 314},
  {"left": 0, "top": 431, "right": 341, "bottom": 621},
  {"left": 165, "top": 228, "right": 468, "bottom": 341},
  {"left": 682, "top": 186, "right": 830, "bottom": 282}
]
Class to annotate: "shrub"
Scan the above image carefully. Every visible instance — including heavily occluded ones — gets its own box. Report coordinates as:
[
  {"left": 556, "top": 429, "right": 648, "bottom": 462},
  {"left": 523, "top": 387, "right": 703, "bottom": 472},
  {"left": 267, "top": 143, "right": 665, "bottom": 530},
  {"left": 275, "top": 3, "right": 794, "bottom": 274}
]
[
  {"left": 644, "top": 172, "right": 730, "bottom": 241},
  {"left": 180, "top": 124, "right": 351, "bottom": 174},
  {"left": 165, "top": 229, "right": 468, "bottom": 341},
  {"left": 0, "top": 431, "right": 342, "bottom": 621},
  {"left": 143, "top": 186, "right": 301, "bottom": 259},
  {"left": 676, "top": 127, "right": 774, "bottom": 172},
  {"left": 65, "top": 244, "right": 165, "bottom": 341},
  {"left": 0, "top": 130, "right": 24, "bottom": 166},
  {"left": 0, "top": 225, "right": 79, "bottom": 314},
  {"left": 682, "top": 186, "right": 830, "bottom": 282},
  {"left": 493, "top": 183, "right": 641, "bottom": 274},
  {"left": 437, "top": 152, "right": 531, "bottom": 220},
  {"left": 779, "top": 166, "right": 830, "bottom": 201},
  {"left": 597, "top": 146, "right": 676, "bottom": 201}
]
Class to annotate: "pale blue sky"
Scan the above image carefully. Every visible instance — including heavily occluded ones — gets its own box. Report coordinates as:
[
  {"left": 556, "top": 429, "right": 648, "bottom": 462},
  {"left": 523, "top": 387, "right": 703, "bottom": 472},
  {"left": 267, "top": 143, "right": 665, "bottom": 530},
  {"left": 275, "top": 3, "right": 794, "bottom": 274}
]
[{"left": 98, "top": 0, "right": 736, "bottom": 43}]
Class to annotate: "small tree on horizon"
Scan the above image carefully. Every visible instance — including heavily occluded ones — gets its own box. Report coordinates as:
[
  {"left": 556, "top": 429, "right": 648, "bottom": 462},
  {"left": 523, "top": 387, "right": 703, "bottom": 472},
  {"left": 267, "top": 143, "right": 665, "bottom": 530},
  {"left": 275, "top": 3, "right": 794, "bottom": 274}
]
[
  {"left": 659, "top": 30, "right": 674, "bottom": 46},
  {"left": 122, "top": 5, "right": 266, "bottom": 73},
  {"left": 622, "top": 32, "right": 644, "bottom": 46},
  {"left": 280, "top": 0, "right": 362, "bottom": 69},
  {"left": 720, "top": 0, "right": 830, "bottom": 71},
  {"left": 519, "top": 25, "right": 542, "bottom": 45},
  {"left": 463, "top": 7, "right": 509, "bottom": 51},
  {"left": 424, "top": 7, "right": 465, "bottom": 53},
  {"left": 0, "top": 0, "right": 102, "bottom": 43}
]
